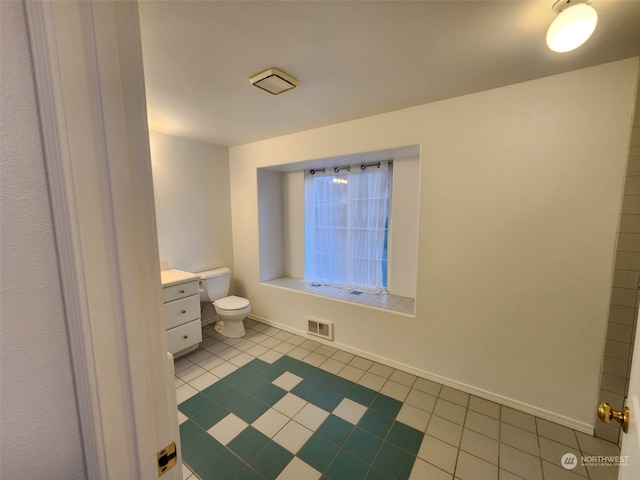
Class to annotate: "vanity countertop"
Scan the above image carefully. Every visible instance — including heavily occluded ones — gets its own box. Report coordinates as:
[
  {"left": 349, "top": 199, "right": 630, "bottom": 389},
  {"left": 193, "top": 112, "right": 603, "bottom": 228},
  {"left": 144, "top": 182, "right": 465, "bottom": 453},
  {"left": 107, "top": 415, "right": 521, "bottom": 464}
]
[{"left": 160, "top": 269, "right": 200, "bottom": 287}]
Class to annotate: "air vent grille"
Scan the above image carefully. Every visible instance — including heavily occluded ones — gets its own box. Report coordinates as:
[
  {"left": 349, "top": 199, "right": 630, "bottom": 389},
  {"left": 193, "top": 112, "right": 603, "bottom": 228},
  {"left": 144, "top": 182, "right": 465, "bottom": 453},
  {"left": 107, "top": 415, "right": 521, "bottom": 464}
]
[{"left": 307, "top": 317, "right": 333, "bottom": 341}]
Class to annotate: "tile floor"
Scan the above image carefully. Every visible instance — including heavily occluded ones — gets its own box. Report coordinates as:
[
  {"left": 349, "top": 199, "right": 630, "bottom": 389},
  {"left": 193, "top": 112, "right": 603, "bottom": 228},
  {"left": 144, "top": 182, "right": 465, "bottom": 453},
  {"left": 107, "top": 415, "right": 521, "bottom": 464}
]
[{"left": 175, "top": 319, "right": 621, "bottom": 480}]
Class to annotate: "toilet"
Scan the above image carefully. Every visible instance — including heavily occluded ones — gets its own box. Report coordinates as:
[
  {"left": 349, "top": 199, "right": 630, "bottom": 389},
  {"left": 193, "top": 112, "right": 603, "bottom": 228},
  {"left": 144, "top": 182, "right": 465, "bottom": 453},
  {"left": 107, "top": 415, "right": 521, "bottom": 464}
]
[{"left": 197, "top": 267, "right": 251, "bottom": 338}]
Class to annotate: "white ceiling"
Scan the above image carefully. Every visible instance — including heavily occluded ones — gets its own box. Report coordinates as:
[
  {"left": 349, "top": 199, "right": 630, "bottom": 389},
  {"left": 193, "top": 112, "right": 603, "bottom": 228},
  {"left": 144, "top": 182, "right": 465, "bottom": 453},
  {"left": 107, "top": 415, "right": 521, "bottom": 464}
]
[{"left": 138, "top": 1, "right": 640, "bottom": 147}]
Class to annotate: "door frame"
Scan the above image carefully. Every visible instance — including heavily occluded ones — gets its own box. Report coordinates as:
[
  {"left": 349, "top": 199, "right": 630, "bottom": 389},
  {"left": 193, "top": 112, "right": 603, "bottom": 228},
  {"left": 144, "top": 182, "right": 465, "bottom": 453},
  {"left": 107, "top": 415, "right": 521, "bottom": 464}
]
[{"left": 25, "top": 1, "right": 179, "bottom": 478}]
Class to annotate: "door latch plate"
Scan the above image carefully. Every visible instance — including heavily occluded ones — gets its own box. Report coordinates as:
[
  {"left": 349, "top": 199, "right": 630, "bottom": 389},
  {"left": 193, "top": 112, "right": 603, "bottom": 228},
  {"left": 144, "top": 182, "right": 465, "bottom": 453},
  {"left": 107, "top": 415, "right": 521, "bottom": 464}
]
[{"left": 157, "top": 441, "right": 177, "bottom": 476}]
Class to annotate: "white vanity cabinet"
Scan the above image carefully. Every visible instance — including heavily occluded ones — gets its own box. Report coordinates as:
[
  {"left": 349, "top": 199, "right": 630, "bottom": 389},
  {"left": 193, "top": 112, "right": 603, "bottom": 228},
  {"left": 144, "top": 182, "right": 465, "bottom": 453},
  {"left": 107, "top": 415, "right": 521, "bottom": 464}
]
[{"left": 160, "top": 269, "right": 202, "bottom": 357}]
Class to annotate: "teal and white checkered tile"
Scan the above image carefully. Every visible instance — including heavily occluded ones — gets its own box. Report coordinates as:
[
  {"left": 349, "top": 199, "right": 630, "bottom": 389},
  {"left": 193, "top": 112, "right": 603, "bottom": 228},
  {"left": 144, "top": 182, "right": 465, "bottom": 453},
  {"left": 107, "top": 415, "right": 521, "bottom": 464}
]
[
  {"left": 177, "top": 321, "right": 621, "bottom": 480},
  {"left": 178, "top": 355, "right": 424, "bottom": 480}
]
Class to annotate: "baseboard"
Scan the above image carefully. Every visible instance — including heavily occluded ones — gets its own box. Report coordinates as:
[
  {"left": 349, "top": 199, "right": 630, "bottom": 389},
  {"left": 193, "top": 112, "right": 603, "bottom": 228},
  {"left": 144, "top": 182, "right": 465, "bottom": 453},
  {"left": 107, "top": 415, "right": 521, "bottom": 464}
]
[{"left": 247, "top": 314, "right": 595, "bottom": 435}]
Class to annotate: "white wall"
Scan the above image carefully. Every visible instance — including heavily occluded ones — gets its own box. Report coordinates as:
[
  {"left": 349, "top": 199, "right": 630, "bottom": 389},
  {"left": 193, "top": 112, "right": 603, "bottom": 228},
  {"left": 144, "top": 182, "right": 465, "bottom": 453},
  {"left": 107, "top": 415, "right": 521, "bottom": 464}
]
[
  {"left": 0, "top": 1, "right": 85, "bottom": 477},
  {"left": 150, "top": 131, "right": 234, "bottom": 274},
  {"left": 229, "top": 59, "right": 639, "bottom": 432}
]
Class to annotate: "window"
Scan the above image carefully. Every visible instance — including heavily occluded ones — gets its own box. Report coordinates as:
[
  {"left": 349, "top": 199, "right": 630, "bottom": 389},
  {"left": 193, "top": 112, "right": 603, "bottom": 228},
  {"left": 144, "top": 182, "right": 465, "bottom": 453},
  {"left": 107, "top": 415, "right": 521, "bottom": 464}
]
[{"left": 304, "top": 161, "right": 392, "bottom": 292}]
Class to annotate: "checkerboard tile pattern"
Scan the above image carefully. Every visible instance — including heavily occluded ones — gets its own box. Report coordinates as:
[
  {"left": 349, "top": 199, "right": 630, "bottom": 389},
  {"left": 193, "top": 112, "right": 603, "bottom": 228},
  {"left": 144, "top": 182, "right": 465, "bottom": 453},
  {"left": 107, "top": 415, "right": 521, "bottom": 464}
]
[
  {"left": 180, "top": 354, "right": 423, "bottom": 480},
  {"left": 176, "top": 320, "right": 622, "bottom": 480}
]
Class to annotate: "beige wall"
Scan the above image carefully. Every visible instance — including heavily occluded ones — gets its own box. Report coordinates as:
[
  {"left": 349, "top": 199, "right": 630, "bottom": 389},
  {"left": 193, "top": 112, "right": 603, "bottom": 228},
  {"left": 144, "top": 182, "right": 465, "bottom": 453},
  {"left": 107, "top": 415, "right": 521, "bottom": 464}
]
[
  {"left": 0, "top": 1, "right": 85, "bottom": 477},
  {"left": 150, "top": 131, "right": 234, "bottom": 274},
  {"left": 229, "top": 59, "right": 639, "bottom": 432},
  {"left": 597, "top": 73, "right": 640, "bottom": 442}
]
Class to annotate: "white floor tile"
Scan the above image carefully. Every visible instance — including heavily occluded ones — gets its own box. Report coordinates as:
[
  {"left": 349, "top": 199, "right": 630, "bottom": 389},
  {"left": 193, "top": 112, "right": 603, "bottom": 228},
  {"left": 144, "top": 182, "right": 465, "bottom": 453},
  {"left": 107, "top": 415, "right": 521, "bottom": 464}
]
[
  {"left": 189, "top": 371, "right": 219, "bottom": 391},
  {"left": 176, "top": 364, "right": 207, "bottom": 382},
  {"left": 333, "top": 398, "right": 367, "bottom": 425},
  {"left": 380, "top": 379, "right": 410, "bottom": 401},
  {"left": 273, "top": 393, "right": 308, "bottom": 417},
  {"left": 273, "top": 372, "right": 304, "bottom": 391},
  {"left": 259, "top": 349, "right": 283, "bottom": 364},
  {"left": 389, "top": 369, "right": 417, "bottom": 387},
  {"left": 417, "top": 434, "right": 458, "bottom": 474},
  {"left": 228, "top": 351, "right": 254, "bottom": 367},
  {"left": 294, "top": 403, "right": 330, "bottom": 431},
  {"left": 176, "top": 383, "right": 199, "bottom": 404},
  {"left": 358, "top": 372, "right": 386, "bottom": 392},
  {"left": 397, "top": 403, "right": 431, "bottom": 432},
  {"left": 273, "top": 420, "right": 313, "bottom": 454},
  {"left": 338, "top": 364, "right": 365, "bottom": 383},
  {"left": 409, "top": 458, "right": 453, "bottom": 480},
  {"left": 253, "top": 408, "right": 289, "bottom": 438},
  {"left": 276, "top": 457, "right": 322, "bottom": 480},
  {"left": 319, "top": 358, "right": 346, "bottom": 374},
  {"left": 209, "top": 361, "right": 238, "bottom": 379},
  {"left": 207, "top": 413, "right": 248, "bottom": 445}
]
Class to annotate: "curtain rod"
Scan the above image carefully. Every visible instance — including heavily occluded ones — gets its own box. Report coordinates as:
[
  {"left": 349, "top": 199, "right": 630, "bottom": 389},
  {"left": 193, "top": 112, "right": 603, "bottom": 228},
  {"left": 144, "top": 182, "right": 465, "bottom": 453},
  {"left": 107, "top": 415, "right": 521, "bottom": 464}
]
[{"left": 308, "top": 160, "right": 392, "bottom": 176}]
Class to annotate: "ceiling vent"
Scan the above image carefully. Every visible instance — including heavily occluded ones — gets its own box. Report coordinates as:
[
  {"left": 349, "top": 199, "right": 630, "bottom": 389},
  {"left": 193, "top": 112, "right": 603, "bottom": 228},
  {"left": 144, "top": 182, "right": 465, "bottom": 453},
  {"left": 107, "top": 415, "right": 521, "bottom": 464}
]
[{"left": 250, "top": 68, "right": 298, "bottom": 95}]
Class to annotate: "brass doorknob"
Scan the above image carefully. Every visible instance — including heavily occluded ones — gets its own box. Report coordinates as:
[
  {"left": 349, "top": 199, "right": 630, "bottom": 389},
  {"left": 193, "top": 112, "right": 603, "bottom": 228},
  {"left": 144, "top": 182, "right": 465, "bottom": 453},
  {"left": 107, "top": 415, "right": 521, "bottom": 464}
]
[{"left": 597, "top": 402, "right": 630, "bottom": 433}]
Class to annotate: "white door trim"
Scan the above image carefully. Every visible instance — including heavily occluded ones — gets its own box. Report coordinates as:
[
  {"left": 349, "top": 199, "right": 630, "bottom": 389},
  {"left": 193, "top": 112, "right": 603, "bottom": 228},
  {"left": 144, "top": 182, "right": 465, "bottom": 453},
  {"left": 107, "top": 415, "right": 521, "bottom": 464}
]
[{"left": 25, "top": 1, "right": 179, "bottom": 478}]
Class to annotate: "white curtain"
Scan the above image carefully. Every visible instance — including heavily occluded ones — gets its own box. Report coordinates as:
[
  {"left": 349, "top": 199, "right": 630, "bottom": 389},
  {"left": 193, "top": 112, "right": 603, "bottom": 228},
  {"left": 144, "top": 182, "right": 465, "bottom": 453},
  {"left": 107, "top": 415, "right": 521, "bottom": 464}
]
[{"left": 305, "top": 162, "right": 391, "bottom": 292}]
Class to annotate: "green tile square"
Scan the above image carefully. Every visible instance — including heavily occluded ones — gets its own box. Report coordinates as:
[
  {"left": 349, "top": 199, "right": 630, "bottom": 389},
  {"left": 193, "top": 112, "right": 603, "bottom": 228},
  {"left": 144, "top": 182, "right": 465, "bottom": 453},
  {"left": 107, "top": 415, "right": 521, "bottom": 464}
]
[
  {"left": 386, "top": 421, "right": 423, "bottom": 455},
  {"left": 365, "top": 467, "right": 394, "bottom": 480},
  {"left": 248, "top": 440, "right": 293, "bottom": 480},
  {"left": 237, "top": 375, "right": 271, "bottom": 395},
  {"left": 191, "top": 402, "right": 228, "bottom": 430},
  {"left": 181, "top": 432, "right": 222, "bottom": 471},
  {"left": 227, "top": 426, "right": 270, "bottom": 461},
  {"left": 307, "top": 368, "right": 333, "bottom": 387},
  {"left": 256, "top": 364, "right": 285, "bottom": 382},
  {"left": 216, "top": 385, "right": 251, "bottom": 410},
  {"left": 254, "top": 383, "right": 287, "bottom": 406},
  {"left": 224, "top": 369, "right": 253, "bottom": 387},
  {"left": 196, "top": 447, "right": 244, "bottom": 480},
  {"left": 346, "top": 384, "right": 377, "bottom": 406},
  {"left": 370, "top": 394, "right": 402, "bottom": 418},
  {"left": 317, "top": 414, "right": 354, "bottom": 446},
  {"left": 358, "top": 410, "right": 393, "bottom": 439},
  {"left": 373, "top": 443, "right": 416, "bottom": 480},
  {"left": 202, "top": 379, "right": 234, "bottom": 400},
  {"left": 343, "top": 428, "right": 383, "bottom": 463},
  {"left": 234, "top": 396, "right": 270, "bottom": 423},
  {"left": 233, "top": 466, "right": 264, "bottom": 480},
  {"left": 179, "top": 420, "right": 204, "bottom": 447},
  {"left": 242, "top": 358, "right": 270, "bottom": 374},
  {"left": 178, "top": 392, "right": 213, "bottom": 417},
  {"left": 323, "top": 376, "right": 355, "bottom": 396},
  {"left": 325, "top": 450, "right": 369, "bottom": 480},
  {"left": 298, "top": 433, "right": 339, "bottom": 472},
  {"left": 287, "top": 360, "right": 315, "bottom": 378},
  {"left": 273, "top": 355, "right": 299, "bottom": 371},
  {"left": 291, "top": 379, "right": 322, "bottom": 401},
  {"left": 311, "top": 389, "right": 343, "bottom": 411}
]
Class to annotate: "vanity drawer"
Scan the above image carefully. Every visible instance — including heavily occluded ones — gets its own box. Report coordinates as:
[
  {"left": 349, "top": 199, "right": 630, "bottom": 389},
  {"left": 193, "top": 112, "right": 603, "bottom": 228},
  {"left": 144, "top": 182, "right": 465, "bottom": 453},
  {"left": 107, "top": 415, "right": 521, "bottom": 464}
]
[
  {"left": 162, "top": 279, "right": 199, "bottom": 303},
  {"left": 166, "top": 319, "right": 202, "bottom": 356},
  {"left": 163, "top": 294, "right": 200, "bottom": 329}
]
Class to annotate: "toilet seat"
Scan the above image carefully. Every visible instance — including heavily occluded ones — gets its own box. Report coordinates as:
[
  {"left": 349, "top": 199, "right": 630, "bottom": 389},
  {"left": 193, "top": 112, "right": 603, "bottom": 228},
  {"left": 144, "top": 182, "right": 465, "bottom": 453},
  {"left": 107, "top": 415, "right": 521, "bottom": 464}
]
[{"left": 214, "top": 295, "right": 250, "bottom": 311}]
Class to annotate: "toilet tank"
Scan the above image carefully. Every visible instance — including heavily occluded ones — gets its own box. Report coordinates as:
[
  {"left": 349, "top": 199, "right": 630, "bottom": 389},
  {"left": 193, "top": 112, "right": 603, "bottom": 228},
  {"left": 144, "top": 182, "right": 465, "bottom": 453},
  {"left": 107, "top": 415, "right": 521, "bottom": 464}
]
[{"left": 197, "top": 267, "right": 231, "bottom": 302}]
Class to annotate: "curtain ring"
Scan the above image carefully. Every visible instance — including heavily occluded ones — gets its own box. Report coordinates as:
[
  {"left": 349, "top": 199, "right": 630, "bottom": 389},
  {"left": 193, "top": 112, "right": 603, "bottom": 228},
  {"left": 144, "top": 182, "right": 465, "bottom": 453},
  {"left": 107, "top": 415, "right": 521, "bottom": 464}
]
[
  {"left": 310, "top": 169, "right": 316, "bottom": 175},
  {"left": 377, "top": 162, "right": 381, "bottom": 168},
  {"left": 360, "top": 164, "right": 366, "bottom": 171},
  {"left": 334, "top": 167, "right": 340, "bottom": 173}
]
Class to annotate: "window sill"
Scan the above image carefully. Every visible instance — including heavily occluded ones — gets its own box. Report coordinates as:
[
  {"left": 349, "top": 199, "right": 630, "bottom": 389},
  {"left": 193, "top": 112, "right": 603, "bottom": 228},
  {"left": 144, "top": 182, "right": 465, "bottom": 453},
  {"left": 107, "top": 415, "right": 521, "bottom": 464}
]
[{"left": 263, "top": 277, "right": 415, "bottom": 316}]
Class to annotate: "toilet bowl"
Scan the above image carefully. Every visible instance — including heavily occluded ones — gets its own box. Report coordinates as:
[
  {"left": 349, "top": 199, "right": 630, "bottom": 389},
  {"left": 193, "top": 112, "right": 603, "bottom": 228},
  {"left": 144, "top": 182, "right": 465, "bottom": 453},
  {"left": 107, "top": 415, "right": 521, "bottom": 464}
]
[{"left": 197, "top": 267, "right": 251, "bottom": 338}]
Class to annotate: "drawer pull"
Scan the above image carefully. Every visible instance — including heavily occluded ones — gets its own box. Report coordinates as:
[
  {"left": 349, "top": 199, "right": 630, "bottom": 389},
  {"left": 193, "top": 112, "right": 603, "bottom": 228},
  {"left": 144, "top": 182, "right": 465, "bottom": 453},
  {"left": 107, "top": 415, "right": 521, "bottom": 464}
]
[
  {"left": 181, "top": 310, "right": 186, "bottom": 314},
  {"left": 179, "top": 289, "right": 185, "bottom": 294},
  {"left": 183, "top": 335, "right": 188, "bottom": 339}
]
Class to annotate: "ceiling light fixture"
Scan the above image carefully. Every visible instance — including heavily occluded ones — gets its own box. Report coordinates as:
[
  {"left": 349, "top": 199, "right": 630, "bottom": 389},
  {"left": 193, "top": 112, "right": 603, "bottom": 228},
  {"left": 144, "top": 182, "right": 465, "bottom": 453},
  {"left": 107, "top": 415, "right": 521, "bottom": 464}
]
[
  {"left": 250, "top": 68, "right": 298, "bottom": 95},
  {"left": 546, "top": 0, "right": 598, "bottom": 53}
]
